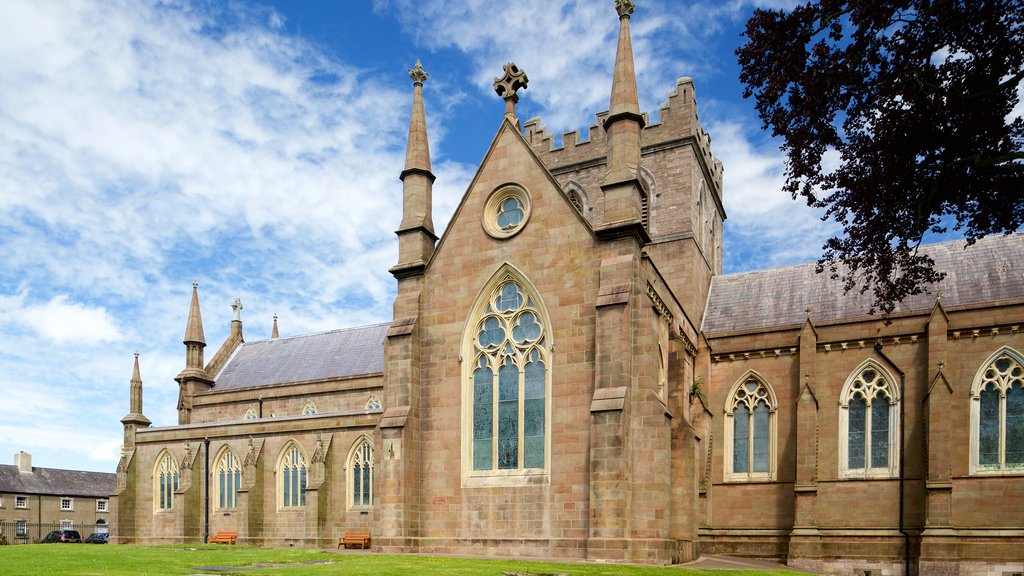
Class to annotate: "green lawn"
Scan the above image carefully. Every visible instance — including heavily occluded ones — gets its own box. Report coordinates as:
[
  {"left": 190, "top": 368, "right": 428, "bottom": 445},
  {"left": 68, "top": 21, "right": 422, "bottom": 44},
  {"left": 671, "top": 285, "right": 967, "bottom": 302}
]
[{"left": 0, "top": 544, "right": 807, "bottom": 576}]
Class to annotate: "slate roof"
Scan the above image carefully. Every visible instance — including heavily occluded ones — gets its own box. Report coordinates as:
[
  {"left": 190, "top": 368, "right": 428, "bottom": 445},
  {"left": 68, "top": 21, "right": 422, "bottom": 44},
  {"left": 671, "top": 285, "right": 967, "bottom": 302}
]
[
  {"left": 0, "top": 465, "right": 115, "bottom": 498},
  {"left": 211, "top": 322, "right": 389, "bottom": 391},
  {"left": 703, "top": 233, "right": 1024, "bottom": 335}
]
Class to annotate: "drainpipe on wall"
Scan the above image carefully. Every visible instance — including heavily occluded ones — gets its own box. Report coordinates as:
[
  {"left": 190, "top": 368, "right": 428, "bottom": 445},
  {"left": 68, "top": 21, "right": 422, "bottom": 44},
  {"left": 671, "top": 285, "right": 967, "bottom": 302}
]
[
  {"left": 203, "top": 437, "right": 210, "bottom": 545},
  {"left": 258, "top": 396, "right": 264, "bottom": 418},
  {"left": 875, "top": 341, "right": 911, "bottom": 576}
]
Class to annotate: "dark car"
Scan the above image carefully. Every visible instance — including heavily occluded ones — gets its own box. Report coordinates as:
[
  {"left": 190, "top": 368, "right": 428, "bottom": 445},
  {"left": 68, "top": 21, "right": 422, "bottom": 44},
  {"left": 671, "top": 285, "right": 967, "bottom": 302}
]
[
  {"left": 41, "top": 530, "right": 82, "bottom": 543},
  {"left": 84, "top": 533, "right": 108, "bottom": 544}
]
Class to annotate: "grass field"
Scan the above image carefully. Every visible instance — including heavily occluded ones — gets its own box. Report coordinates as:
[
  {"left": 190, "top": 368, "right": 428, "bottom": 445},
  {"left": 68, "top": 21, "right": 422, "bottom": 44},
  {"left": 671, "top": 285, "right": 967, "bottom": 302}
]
[{"left": 0, "top": 545, "right": 809, "bottom": 576}]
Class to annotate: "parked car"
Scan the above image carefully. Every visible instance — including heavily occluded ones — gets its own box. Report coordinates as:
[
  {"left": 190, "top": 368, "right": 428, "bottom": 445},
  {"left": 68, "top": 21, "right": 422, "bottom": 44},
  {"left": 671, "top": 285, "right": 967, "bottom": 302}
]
[
  {"left": 84, "top": 533, "right": 108, "bottom": 544},
  {"left": 41, "top": 530, "right": 82, "bottom": 543}
]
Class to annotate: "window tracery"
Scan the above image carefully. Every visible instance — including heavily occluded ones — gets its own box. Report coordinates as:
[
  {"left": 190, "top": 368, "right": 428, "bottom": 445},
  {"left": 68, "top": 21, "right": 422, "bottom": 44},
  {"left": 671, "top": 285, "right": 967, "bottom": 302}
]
[
  {"left": 349, "top": 437, "right": 373, "bottom": 509},
  {"left": 724, "top": 372, "right": 777, "bottom": 481},
  {"left": 154, "top": 451, "right": 179, "bottom": 511},
  {"left": 463, "top": 268, "right": 550, "bottom": 485},
  {"left": 971, "top": 347, "right": 1024, "bottom": 474},
  {"left": 839, "top": 361, "right": 899, "bottom": 478},
  {"left": 215, "top": 448, "right": 241, "bottom": 510},
  {"left": 278, "top": 443, "right": 307, "bottom": 508}
]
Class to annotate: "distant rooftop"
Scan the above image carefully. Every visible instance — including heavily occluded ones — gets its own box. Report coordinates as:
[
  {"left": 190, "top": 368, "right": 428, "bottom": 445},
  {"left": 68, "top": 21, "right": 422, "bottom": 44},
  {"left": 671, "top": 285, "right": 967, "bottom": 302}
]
[
  {"left": 211, "top": 322, "right": 389, "bottom": 391},
  {"left": 0, "top": 465, "right": 115, "bottom": 498},
  {"left": 703, "top": 233, "right": 1024, "bottom": 335}
]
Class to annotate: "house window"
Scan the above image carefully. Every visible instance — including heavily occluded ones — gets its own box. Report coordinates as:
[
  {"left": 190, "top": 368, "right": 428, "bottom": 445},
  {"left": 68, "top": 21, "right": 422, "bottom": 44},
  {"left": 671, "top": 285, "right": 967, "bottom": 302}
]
[
  {"left": 154, "top": 451, "right": 180, "bottom": 511},
  {"left": 463, "top": 268, "right": 550, "bottom": 486},
  {"left": 278, "top": 443, "right": 307, "bottom": 508},
  {"left": 60, "top": 497, "right": 73, "bottom": 511},
  {"left": 971, "top": 347, "right": 1024, "bottom": 474},
  {"left": 724, "top": 372, "right": 778, "bottom": 481},
  {"left": 60, "top": 520, "right": 72, "bottom": 531},
  {"left": 96, "top": 499, "right": 108, "bottom": 512},
  {"left": 216, "top": 449, "right": 242, "bottom": 510},
  {"left": 349, "top": 437, "right": 374, "bottom": 509},
  {"left": 840, "top": 361, "right": 900, "bottom": 478},
  {"left": 16, "top": 520, "right": 27, "bottom": 537},
  {"left": 95, "top": 519, "right": 108, "bottom": 535},
  {"left": 301, "top": 401, "right": 317, "bottom": 416},
  {"left": 15, "top": 496, "right": 27, "bottom": 509}
]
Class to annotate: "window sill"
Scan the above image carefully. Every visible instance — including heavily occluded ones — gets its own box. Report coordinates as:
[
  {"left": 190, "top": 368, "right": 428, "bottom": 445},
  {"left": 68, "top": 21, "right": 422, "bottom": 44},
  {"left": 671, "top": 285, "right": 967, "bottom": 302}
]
[{"left": 463, "top": 471, "right": 549, "bottom": 488}]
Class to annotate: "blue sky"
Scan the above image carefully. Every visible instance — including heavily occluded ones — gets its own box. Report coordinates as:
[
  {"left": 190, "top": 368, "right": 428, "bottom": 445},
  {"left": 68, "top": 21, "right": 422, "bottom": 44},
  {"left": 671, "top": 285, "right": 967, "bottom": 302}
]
[{"left": 0, "top": 0, "right": 962, "bottom": 473}]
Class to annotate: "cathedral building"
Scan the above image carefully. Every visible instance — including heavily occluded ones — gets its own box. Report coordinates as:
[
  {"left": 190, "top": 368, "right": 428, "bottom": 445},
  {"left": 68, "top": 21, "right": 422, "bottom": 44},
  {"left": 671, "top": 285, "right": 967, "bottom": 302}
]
[{"left": 111, "top": 2, "right": 1024, "bottom": 575}]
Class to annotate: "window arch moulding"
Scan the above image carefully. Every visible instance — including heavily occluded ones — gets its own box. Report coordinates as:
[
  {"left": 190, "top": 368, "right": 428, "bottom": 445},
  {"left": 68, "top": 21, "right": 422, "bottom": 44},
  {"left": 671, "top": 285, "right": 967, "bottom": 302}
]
[
  {"left": 722, "top": 370, "right": 778, "bottom": 482},
  {"left": 277, "top": 441, "right": 307, "bottom": 509},
  {"left": 970, "top": 346, "right": 1024, "bottom": 475},
  {"left": 213, "top": 446, "right": 242, "bottom": 510},
  {"left": 838, "top": 359, "right": 900, "bottom": 479},
  {"left": 347, "top": 435, "right": 374, "bottom": 510},
  {"left": 153, "top": 450, "right": 180, "bottom": 512},
  {"left": 461, "top": 263, "right": 552, "bottom": 488}
]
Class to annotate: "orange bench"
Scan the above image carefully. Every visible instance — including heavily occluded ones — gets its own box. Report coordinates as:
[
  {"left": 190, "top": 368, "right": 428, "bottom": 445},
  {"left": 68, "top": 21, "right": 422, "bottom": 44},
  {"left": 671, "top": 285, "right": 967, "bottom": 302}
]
[
  {"left": 208, "top": 530, "right": 238, "bottom": 544},
  {"left": 337, "top": 531, "right": 371, "bottom": 549}
]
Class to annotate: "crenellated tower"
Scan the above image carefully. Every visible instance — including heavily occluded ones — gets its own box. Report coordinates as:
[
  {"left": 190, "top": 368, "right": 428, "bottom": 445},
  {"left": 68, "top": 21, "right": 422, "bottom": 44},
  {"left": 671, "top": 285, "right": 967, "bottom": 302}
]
[{"left": 174, "top": 282, "right": 213, "bottom": 424}]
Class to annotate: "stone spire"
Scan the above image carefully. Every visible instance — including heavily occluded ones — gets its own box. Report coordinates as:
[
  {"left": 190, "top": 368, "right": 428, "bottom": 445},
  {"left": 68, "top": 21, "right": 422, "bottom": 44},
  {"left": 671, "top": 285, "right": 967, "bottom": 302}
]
[
  {"left": 184, "top": 281, "right": 206, "bottom": 357},
  {"left": 271, "top": 314, "right": 279, "bottom": 339},
  {"left": 597, "top": 0, "right": 649, "bottom": 243},
  {"left": 493, "top": 62, "right": 529, "bottom": 126},
  {"left": 390, "top": 60, "right": 438, "bottom": 279},
  {"left": 175, "top": 282, "right": 213, "bottom": 424},
  {"left": 121, "top": 352, "right": 151, "bottom": 447}
]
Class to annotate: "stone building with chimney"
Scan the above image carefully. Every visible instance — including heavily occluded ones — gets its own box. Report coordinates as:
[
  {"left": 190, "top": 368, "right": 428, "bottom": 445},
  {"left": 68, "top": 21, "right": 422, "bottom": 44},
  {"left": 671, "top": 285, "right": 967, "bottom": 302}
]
[{"left": 110, "top": 2, "right": 1024, "bottom": 574}]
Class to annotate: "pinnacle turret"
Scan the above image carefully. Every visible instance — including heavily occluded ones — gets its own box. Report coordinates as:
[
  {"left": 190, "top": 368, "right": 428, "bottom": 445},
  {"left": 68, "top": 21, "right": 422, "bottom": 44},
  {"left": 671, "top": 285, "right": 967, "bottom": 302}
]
[
  {"left": 391, "top": 60, "right": 438, "bottom": 279},
  {"left": 184, "top": 281, "right": 205, "bottom": 347},
  {"left": 271, "top": 314, "right": 279, "bottom": 339},
  {"left": 121, "top": 352, "right": 151, "bottom": 444}
]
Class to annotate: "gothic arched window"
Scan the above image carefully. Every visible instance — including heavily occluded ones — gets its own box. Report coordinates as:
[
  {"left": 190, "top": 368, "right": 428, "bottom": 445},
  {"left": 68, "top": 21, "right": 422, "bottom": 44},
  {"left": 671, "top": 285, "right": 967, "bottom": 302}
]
[
  {"left": 724, "top": 372, "right": 777, "bottom": 481},
  {"left": 463, "top": 267, "right": 550, "bottom": 486},
  {"left": 301, "top": 401, "right": 317, "bottom": 416},
  {"left": 349, "top": 437, "right": 373, "bottom": 509},
  {"left": 215, "top": 448, "right": 242, "bottom": 510},
  {"left": 839, "top": 361, "right": 900, "bottom": 478},
  {"left": 278, "top": 443, "right": 307, "bottom": 508},
  {"left": 154, "top": 451, "right": 179, "bottom": 511},
  {"left": 971, "top": 347, "right": 1024, "bottom": 474},
  {"left": 366, "top": 395, "right": 382, "bottom": 411}
]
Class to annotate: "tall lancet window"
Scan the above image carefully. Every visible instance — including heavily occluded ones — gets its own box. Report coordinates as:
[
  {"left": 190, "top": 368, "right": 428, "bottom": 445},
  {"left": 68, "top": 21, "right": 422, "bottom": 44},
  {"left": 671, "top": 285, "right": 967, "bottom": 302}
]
[
  {"left": 154, "top": 451, "right": 179, "bottom": 511},
  {"left": 215, "top": 448, "right": 242, "bottom": 510},
  {"left": 839, "top": 361, "right": 900, "bottom": 478},
  {"left": 724, "top": 372, "right": 777, "bottom": 481},
  {"left": 463, "top": 267, "right": 550, "bottom": 486},
  {"left": 971, "top": 347, "right": 1024, "bottom": 474},
  {"left": 349, "top": 437, "right": 373, "bottom": 509},
  {"left": 278, "top": 443, "right": 307, "bottom": 508}
]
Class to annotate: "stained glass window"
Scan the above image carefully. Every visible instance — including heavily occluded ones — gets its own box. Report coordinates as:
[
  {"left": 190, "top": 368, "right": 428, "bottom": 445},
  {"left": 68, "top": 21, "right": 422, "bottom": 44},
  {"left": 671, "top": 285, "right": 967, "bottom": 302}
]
[
  {"left": 727, "top": 375, "right": 775, "bottom": 480},
  {"left": 155, "top": 452, "right": 179, "bottom": 511},
  {"left": 216, "top": 450, "right": 241, "bottom": 510},
  {"left": 469, "top": 277, "right": 548, "bottom": 474},
  {"left": 280, "top": 445, "right": 306, "bottom": 508},
  {"left": 974, "top": 351, "right": 1024, "bottom": 472},
  {"left": 842, "top": 363, "right": 897, "bottom": 476},
  {"left": 351, "top": 438, "right": 373, "bottom": 508}
]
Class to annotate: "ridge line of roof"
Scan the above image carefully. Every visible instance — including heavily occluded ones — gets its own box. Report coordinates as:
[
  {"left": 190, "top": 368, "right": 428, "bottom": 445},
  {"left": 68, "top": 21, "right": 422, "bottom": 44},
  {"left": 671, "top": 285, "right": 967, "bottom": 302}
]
[{"left": 241, "top": 321, "right": 390, "bottom": 346}]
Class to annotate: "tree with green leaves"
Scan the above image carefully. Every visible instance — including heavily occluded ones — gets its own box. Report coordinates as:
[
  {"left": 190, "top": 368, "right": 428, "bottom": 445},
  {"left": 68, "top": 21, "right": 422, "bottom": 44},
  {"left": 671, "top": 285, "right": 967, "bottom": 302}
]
[{"left": 737, "top": 0, "right": 1023, "bottom": 314}]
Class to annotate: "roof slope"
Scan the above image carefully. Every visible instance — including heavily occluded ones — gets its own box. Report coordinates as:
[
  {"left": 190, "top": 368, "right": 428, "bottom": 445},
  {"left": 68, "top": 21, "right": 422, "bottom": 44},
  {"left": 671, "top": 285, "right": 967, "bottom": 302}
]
[
  {"left": 704, "top": 233, "right": 1024, "bottom": 335},
  {"left": 0, "top": 465, "right": 116, "bottom": 497},
  {"left": 211, "top": 322, "right": 389, "bottom": 391}
]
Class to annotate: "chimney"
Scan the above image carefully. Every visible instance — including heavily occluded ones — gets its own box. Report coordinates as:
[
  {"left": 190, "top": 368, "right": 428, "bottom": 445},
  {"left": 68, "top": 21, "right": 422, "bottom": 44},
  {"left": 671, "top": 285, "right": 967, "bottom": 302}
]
[{"left": 14, "top": 451, "right": 32, "bottom": 473}]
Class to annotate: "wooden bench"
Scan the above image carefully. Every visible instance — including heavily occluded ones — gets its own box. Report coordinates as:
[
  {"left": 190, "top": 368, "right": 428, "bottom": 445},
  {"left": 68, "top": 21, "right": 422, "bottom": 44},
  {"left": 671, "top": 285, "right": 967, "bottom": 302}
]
[
  {"left": 337, "top": 531, "right": 371, "bottom": 549},
  {"left": 208, "top": 530, "right": 238, "bottom": 544}
]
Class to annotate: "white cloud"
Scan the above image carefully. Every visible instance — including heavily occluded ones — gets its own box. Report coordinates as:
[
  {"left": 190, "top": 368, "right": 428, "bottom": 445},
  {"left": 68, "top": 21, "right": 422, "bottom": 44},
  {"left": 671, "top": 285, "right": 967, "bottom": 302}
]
[{"left": 5, "top": 294, "right": 122, "bottom": 344}]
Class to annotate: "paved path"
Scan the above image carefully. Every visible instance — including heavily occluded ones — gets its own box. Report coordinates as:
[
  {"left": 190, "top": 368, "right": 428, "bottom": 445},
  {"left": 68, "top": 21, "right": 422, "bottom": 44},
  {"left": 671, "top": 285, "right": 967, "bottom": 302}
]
[{"left": 677, "top": 555, "right": 818, "bottom": 573}]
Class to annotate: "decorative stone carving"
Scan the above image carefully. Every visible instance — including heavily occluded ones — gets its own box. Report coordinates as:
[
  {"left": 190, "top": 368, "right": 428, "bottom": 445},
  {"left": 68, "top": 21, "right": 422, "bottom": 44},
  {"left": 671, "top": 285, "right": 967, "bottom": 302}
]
[
  {"left": 409, "top": 60, "right": 427, "bottom": 85},
  {"left": 493, "top": 63, "right": 528, "bottom": 104},
  {"left": 615, "top": 0, "right": 635, "bottom": 18}
]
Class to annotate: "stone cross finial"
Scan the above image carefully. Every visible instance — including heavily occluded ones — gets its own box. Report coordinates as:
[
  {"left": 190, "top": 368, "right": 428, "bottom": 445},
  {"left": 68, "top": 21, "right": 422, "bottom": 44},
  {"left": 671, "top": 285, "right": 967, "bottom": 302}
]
[
  {"left": 616, "top": 0, "right": 635, "bottom": 17},
  {"left": 231, "top": 297, "right": 243, "bottom": 321},
  {"left": 409, "top": 60, "right": 428, "bottom": 85},
  {"left": 494, "top": 62, "right": 528, "bottom": 118}
]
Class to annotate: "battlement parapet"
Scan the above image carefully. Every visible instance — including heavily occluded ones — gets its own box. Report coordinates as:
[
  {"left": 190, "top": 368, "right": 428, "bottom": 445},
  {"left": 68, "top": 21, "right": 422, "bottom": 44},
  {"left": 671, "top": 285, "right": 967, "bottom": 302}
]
[{"left": 525, "top": 77, "right": 723, "bottom": 192}]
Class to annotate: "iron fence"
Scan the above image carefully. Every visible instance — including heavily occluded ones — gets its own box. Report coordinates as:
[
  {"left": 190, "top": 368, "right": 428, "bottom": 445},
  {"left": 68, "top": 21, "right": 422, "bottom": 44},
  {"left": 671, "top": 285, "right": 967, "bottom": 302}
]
[{"left": 0, "top": 521, "right": 110, "bottom": 544}]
